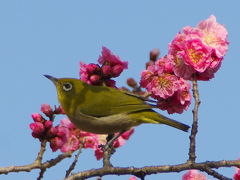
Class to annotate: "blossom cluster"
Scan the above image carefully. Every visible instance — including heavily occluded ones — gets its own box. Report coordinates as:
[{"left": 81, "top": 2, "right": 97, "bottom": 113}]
[
  {"left": 169, "top": 15, "right": 228, "bottom": 80},
  {"left": 80, "top": 46, "right": 128, "bottom": 87},
  {"left": 140, "top": 15, "right": 228, "bottom": 114},
  {"left": 141, "top": 56, "right": 191, "bottom": 114},
  {"left": 30, "top": 104, "right": 134, "bottom": 160}
]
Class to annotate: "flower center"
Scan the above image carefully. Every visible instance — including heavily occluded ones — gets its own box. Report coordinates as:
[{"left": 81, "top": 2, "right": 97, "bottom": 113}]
[
  {"left": 158, "top": 76, "right": 172, "bottom": 89},
  {"left": 204, "top": 32, "right": 219, "bottom": 47},
  {"left": 188, "top": 48, "right": 203, "bottom": 64}
]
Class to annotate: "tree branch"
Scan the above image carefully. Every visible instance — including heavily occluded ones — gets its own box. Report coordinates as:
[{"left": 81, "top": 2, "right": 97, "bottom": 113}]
[
  {"left": 188, "top": 77, "right": 201, "bottom": 163},
  {"left": 0, "top": 152, "right": 72, "bottom": 174},
  {"left": 64, "top": 160, "right": 240, "bottom": 180},
  {"left": 65, "top": 146, "right": 83, "bottom": 178},
  {"left": 203, "top": 167, "right": 231, "bottom": 180}
]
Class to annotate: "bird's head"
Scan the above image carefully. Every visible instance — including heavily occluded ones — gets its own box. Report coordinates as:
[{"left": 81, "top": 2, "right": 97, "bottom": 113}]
[{"left": 44, "top": 75, "right": 85, "bottom": 114}]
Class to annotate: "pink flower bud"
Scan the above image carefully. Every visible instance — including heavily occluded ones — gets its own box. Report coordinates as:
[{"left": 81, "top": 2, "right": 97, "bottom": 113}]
[
  {"left": 112, "top": 64, "right": 124, "bottom": 77},
  {"left": 146, "top": 61, "right": 154, "bottom": 69},
  {"left": 30, "top": 122, "right": 45, "bottom": 136},
  {"left": 41, "top": 104, "right": 53, "bottom": 117},
  {"left": 86, "top": 63, "right": 100, "bottom": 74},
  {"left": 47, "top": 127, "right": 58, "bottom": 138},
  {"left": 129, "top": 176, "right": 137, "bottom": 180},
  {"left": 50, "top": 137, "right": 64, "bottom": 152},
  {"left": 31, "top": 113, "right": 43, "bottom": 122},
  {"left": 113, "top": 137, "right": 125, "bottom": 148},
  {"left": 234, "top": 168, "right": 240, "bottom": 180},
  {"left": 127, "top": 78, "right": 137, "bottom": 88},
  {"left": 121, "top": 128, "right": 134, "bottom": 140},
  {"left": 84, "top": 136, "right": 98, "bottom": 149},
  {"left": 101, "top": 65, "right": 112, "bottom": 77},
  {"left": 182, "top": 170, "right": 206, "bottom": 180},
  {"left": 90, "top": 75, "right": 101, "bottom": 84},
  {"left": 44, "top": 120, "right": 53, "bottom": 129},
  {"left": 94, "top": 147, "right": 104, "bottom": 160},
  {"left": 105, "top": 79, "right": 116, "bottom": 87}
]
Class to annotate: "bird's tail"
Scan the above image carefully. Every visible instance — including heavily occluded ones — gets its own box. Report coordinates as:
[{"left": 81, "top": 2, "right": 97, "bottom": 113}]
[
  {"left": 157, "top": 113, "right": 190, "bottom": 132},
  {"left": 132, "top": 110, "right": 190, "bottom": 132}
]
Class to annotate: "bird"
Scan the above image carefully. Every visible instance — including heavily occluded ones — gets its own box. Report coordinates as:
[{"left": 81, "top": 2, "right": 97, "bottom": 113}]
[{"left": 44, "top": 75, "right": 190, "bottom": 134}]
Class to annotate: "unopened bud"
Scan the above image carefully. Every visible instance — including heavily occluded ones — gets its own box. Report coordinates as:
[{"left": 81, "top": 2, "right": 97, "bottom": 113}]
[
  {"left": 105, "top": 79, "right": 116, "bottom": 87},
  {"left": 87, "top": 63, "right": 100, "bottom": 74},
  {"left": 146, "top": 61, "right": 154, "bottom": 69},
  {"left": 112, "top": 65, "right": 124, "bottom": 77},
  {"left": 90, "top": 75, "right": 101, "bottom": 85},
  {"left": 127, "top": 78, "right": 137, "bottom": 88},
  {"left": 150, "top": 48, "right": 160, "bottom": 61},
  {"left": 101, "top": 65, "right": 112, "bottom": 77}
]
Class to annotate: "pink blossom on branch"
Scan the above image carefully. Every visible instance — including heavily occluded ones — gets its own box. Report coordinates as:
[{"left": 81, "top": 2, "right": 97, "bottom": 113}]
[
  {"left": 197, "top": 15, "right": 229, "bottom": 59},
  {"left": 233, "top": 168, "right": 240, "bottom": 180},
  {"left": 129, "top": 176, "right": 138, "bottom": 180},
  {"left": 140, "top": 56, "right": 191, "bottom": 114},
  {"left": 80, "top": 46, "right": 128, "bottom": 87},
  {"left": 182, "top": 170, "right": 207, "bottom": 180},
  {"left": 30, "top": 105, "right": 135, "bottom": 160},
  {"left": 41, "top": 104, "right": 53, "bottom": 117},
  {"left": 168, "top": 15, "right": 228, "bottom": 80}
]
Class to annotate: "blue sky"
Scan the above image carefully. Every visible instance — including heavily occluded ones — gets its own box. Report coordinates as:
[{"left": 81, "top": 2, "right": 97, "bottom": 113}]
[{"left": 1, "top": 0, "right": 240, "bottom": 179}]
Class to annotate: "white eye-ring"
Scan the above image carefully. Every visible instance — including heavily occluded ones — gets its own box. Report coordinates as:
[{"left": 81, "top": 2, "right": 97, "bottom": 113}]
[{"left": 62, "top": 83, "right": 73, "bottom": 91}]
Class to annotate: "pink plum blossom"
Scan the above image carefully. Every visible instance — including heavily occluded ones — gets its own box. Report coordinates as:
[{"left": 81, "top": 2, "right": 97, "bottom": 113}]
[
  {"left": 94, "top": 147, "right": 104, "bottom": 160},
  {"left": 31, "top": 113, "right": 43, "bottom": 122},
  {"left": 30, "top": 105, "right": 134, "bottom": 159},
  {"left": 80, "top": 47, "right": 127, "bottom": 87},
  {"left": 183, "top": 39, "right": 212, "bottom": 72},
  {"left": 168, "top": 15, "right": 228, "bottom": 80},
  {"left": 129, "top": 176, "right": 138, "bottom": 180},
  {"left": 113, "top": 136, "right": 126, "bottom": 148},
  {"left": 41, "top": 104, "right": 53, "bottom": 117},
  {"left": 121, "top": 128, "right": 135, "bottom": 140},
  {"left": 60, "top": 134, "right": 80, "bottom": 152},
  {"left": 140, "top": 56, "right": 191, "bottom": 114},
  {"left": 234, "top": 168, "right": 240, "bottom": 180},
  {"left": 50, "top": 137, "right": 64, "bottom": 152},
  {"left": 30, "top": 122, "right": 45, "bottom": 137},
  {"left": 182, "top": 170, "right": 206, "bottom": 180},
  {"left": 98, "top": 46, "right": 128, "bottom": 68},
  {"left": 84, "top": 135, "right": 98, "bottom": 149},
  {"left": 197, "top": 15, "right": 228, "bottom": 59}
]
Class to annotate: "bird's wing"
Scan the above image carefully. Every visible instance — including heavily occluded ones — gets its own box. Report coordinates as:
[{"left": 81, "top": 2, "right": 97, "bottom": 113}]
[{"left": 76, "top": 85, "right": 153, "bottom": 117}]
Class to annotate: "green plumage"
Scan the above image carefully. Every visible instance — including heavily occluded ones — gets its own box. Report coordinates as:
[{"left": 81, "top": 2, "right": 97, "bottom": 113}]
[{"left": 45, "top": 75, "right": 190, "bottom": 134}]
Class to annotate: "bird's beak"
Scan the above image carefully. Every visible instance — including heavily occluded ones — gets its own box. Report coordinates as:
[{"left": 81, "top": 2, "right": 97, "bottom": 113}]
[{"left": 44, "top": 75, "right": 58, "bottom": 85}]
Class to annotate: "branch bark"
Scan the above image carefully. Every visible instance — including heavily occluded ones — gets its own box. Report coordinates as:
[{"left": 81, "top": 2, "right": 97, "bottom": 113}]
[
  {"left": 64, "top": 160, "right": 240, "bottom": 180},
  {"left": 188, "top": 77, "right": 200, "bottom": 163}
]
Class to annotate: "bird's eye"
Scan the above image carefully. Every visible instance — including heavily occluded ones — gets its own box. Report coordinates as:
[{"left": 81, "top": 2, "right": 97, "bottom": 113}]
[{"left": 62, "top": 83, "right": 72, "bottom": 91}]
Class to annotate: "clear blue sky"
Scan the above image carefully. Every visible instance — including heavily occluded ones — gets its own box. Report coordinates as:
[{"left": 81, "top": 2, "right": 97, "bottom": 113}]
[{"left": 1, "top": 1, "right": 240, "bottom": 179}]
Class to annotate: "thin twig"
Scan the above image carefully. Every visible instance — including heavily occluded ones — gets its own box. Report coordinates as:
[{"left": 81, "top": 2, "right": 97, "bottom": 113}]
[
  {"left": 36, "top": 140, "right": 47, "bottom": 163},
  {"left": 65, "top": 146, "right": 83, "bottom": 178},
  {"left": 188, "top": 77, "right": 201, "bottom": 163},
  {"left": 37, "top": 168, "right": 46, "bottom": 180},
  {"left": 203, "top": 167, "right": 231, "bottom": 180},
  {"left": 0, "top": 152, "right": 72, "bottom": 174}
]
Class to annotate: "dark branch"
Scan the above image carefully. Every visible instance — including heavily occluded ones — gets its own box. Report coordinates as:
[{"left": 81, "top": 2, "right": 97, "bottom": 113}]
[
  {"left": 203, "top": 167, "right": 231, "bottom": 180},
  {"left": 188, "top": 77, "right": 201, "bottom": 163},
  {"left": 64, "top": 160, "right": 240, "bottom": 180},
  {"left": 65, "top": 146, "right": 83, "bottom": 177},
  {"left": 0, "top": 152, "right": 72, "bottom": 174}
]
